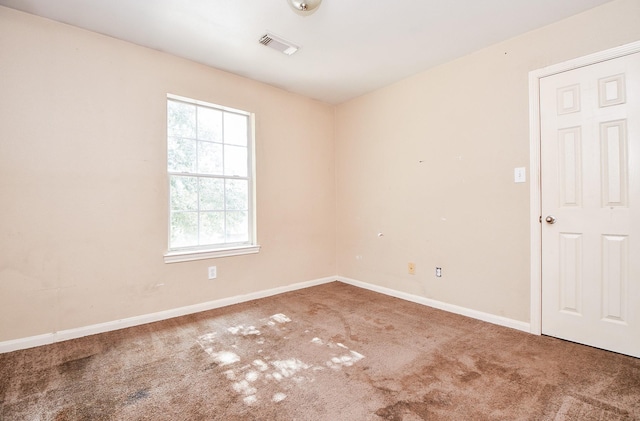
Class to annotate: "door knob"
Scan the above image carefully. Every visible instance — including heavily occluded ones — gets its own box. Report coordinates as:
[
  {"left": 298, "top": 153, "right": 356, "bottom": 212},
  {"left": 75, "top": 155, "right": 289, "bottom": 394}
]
[{"left": 545, "top": 215, "right": 556, "bottom": 224}]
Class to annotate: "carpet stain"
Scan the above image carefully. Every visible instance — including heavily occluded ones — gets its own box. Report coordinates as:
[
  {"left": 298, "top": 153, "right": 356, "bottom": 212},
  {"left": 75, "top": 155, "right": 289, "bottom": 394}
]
[
  {"left": 609, "top": 365, "right": 640, "bottom": 397},
  {"left": 54, "top": 401, "right": 117, "bottom": 421},
  {"left": 375, "top": 400, "right": 433, "bottom": 421},
  {"left": 460, "top": 370, "right": 481, "bottom": 382},
  {"left": 422, "top": 389, "right": 452, "bottom": 407},
  {"left": 18, "top": 370, "right": 51, "bottom": 396},
  {"left": 474, "top": 355, "right": 510, "bottom": 377},
  {"left": 57, "top": 355, "right": 94, "bottom": 374},
  {"left": 306, "top": 302, "right": 356, "bottom": 341},
  {"left": 126, "top": 389, "right": 150, "bottom": 405},
  {"left": 203, "top": 362, "right": 218, "bottom": 371},
  {"left": 53, "top": 407, "right": 74, "bottom": 421}
]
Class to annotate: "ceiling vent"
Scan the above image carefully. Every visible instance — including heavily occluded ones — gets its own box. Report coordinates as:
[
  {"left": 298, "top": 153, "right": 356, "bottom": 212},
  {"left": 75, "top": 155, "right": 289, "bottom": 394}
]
[{"left": 259, "top": 33, "right": 299, "bottom": 56}]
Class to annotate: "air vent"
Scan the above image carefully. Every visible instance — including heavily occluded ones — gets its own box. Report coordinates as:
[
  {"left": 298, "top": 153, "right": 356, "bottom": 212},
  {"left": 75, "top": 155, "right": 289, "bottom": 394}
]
[{"left": 259, "top": 33, "right": 299, "bottom": 56}]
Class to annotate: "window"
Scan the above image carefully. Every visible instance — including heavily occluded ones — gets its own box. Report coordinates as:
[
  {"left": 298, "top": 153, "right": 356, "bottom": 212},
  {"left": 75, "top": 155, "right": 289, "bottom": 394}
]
[{"left": 164, "top": 95, "right": 259, "bottom": 263}]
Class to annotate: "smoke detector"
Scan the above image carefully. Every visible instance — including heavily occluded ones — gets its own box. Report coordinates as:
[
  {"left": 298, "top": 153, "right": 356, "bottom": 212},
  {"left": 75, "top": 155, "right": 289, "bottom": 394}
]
[{"left": 259, "top": 33, "right": 299, "bottom": 56}]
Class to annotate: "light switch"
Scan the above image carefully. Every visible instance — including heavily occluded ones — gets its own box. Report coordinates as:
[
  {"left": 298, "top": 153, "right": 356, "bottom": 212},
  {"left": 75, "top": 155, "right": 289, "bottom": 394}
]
[{"left": 514, "top": 167, "right": 526, "bottom": 183}]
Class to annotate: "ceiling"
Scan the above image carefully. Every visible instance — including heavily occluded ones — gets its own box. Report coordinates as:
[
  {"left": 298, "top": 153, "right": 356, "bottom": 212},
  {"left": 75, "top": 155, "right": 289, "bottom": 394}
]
[{"left": 0, "top": 0, "right": 616, "bottom": 104}]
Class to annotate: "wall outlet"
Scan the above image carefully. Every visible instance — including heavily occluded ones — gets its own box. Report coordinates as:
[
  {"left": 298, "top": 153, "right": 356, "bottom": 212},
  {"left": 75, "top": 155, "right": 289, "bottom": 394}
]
[
  {"left": 408, "top": 262, "right": 416, "bottom": 275},
  {"left": 208, "top": 266, "right": 217, "bottom": 279},
  {"left": 435, "top": 267, "right": 442, "bottom": 277}
]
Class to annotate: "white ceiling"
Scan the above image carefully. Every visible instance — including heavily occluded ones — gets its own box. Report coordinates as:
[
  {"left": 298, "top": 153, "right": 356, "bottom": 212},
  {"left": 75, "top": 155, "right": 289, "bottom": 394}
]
[{"left": 0, "top": 0, "right": 616, "bottom": 104}]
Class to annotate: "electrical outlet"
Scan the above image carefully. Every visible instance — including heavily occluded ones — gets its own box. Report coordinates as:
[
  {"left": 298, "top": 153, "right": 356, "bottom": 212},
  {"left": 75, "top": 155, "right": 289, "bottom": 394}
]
[
  {"left": 208, "top": 266, "right": 217, "bottom": 279},
  {"left": 435, "top": 267, "right": 442, "bottom": 277},
  {"left": 408, "top": 262, "right": 416, "bottom": 275}
]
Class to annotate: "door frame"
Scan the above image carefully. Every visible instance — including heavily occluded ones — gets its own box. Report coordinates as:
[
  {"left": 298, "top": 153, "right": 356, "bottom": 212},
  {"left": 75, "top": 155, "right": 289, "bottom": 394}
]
[{"left": 528, "top": 40, "right": 640, "bottom": 335}]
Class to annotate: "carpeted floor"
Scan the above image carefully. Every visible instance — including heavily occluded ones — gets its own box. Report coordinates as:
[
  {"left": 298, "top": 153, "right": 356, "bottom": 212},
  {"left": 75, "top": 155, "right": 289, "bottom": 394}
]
[{"left": 1, "top": 282, "right": 639, "bottom": 420}]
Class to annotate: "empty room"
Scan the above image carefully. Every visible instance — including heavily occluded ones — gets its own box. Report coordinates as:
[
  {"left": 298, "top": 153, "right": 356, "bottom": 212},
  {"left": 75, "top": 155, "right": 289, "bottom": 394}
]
[{"left": 1, "top": 0, "right": 639, "bottom": 419}]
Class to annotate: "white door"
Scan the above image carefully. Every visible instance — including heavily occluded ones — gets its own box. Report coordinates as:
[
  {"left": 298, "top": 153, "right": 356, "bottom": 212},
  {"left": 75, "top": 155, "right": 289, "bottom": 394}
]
[{"left": 540, "top": 52, "right": 640, "bottom": 358}]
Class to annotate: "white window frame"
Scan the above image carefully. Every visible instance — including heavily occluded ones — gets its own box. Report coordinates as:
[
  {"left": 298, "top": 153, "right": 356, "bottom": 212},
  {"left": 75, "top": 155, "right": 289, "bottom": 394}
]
[{"left": 163, "top": 94, "right": 259, "bottom": 263}]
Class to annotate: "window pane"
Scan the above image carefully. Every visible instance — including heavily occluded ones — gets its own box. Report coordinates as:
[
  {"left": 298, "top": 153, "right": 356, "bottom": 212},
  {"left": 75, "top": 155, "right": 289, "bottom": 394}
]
[
  {"left": 199, "top": 178, "right": 224, "bottom": 211},
  {"left": 170, "top": 176, "right": 198, "bottom": 211},
  {"left": 168, "top": 137, "right": 197, "bottom": 173},
  {"left": 170, "top": 211, "right": 198, "bottom": 248},
  {"left": 168, "top": 101, "right": 196, "bottom": 138},
  {"left": 226, "top": 179, "right": 248, "bottom": 211},
  {"left": 197, "top": 141, "right": 223, "bottom": 175},
  {"left": 226, "top": 211, "right": 249, "bottom": 243},
  {"left": 198, "top": 106, "right": 222, "bottom": 142},
  {"left": 167, "top": 96, "right": 254, "bottom": 251},
  {"left": 224, "top": 145, "right": 248, "bottom": 177},
  {"left": 200, "top": 211, "right": 225, "bottom": 245},
  {"left": 224, "top": 113, "right": 248, "bottom": 146}
]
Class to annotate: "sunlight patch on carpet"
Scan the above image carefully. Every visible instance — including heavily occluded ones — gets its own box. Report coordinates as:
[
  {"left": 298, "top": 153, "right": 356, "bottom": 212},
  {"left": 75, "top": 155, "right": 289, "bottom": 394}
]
[
  {"left": 310, "top": 337, "right": 365, "bottom": 369},
  {"left": 207, "top": 350, "right": 241, "bottom": 366},
  {"left": 196, "top": 313, "right": 365, "bottom": 406},
  {"left": 270, "top": 313, "right": 292, "bottom": 324},
  {"left": 227, "top": 325, "right": 261, "bottom": 336},
  {"left": 272, "top": 392, "right": 287, "bottom": 403}
]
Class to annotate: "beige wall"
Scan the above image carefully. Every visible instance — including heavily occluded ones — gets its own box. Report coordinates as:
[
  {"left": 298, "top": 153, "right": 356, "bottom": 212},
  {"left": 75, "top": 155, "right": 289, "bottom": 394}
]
[
  {"left": 335, "top": 0, "right": 640, "bottom": 322},
  {"left": 0, "top": 7, "right": 336, "bottom": 342}
]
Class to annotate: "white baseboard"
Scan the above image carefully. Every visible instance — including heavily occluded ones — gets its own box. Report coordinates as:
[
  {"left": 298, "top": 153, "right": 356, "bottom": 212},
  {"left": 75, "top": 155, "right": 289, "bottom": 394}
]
[
  {"left": 0, "top": 275, "right": 531, "bottom": 354},
  {"left": 0, "top": 276, "right": 338, "bottom": 354},
  {"left": 337, "top": 276, "right": 531, "bottom": 333}
]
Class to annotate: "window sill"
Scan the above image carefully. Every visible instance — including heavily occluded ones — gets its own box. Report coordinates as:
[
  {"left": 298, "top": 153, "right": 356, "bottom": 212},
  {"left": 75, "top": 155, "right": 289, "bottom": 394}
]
[{"left": 164, "top": 245, "right": 261, "bottom": 263}]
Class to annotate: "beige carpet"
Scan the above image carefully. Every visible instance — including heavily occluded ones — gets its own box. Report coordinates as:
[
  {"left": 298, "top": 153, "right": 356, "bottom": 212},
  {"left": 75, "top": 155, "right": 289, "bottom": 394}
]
[{"left": 1, "top": 282, "right": 639, "bottom": 420}]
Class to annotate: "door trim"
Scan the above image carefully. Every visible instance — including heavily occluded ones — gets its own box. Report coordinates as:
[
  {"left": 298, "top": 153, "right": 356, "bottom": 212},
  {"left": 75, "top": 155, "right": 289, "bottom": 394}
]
[{"left": 528, "top": 40, "right": 640, "bottom": 335}]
